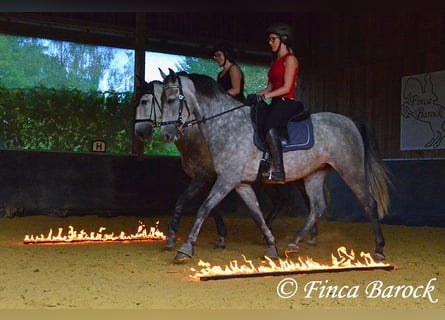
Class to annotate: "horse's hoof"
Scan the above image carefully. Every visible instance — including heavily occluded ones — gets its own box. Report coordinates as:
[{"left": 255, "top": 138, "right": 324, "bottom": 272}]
[
  {"left": 214, "top": 242, "right": 226, "bottom": 249},
  {"left": 285, "top": 242, "right": 300, "bottom": 254},
  {"left": 265, "top": 246, "right": 279, "bottom": 259},
  {"left": 307, "top": 238, "right": 317, "bottom": 246},
  {"left": 173, "top": 252, "right": 192, "bottom": 264},
  {"left": 173, "top": 243, "right": 194, "bottom": 264},
  {"left": 214, "top": 236, "right": 226, "bottom": 249},
  {"left": 176, "top": 242, "right": 194, "bottom": 257},
  {"left": 164, "top": 234, "right": 177, "bottom": 250},
  {"left": 373, "top": 252, "right": 386, "bottom": 261}
]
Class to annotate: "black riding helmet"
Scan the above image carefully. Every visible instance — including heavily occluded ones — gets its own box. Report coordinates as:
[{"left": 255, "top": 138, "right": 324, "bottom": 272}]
[
  {"left": 266, "top": 23, "right": 292, "bottom": 53},
  {"left": 266, "top": 23, "right": 292, "bottom": 41},
  {"left": 212, "top": 42, "right": 236, "bottom": 64}
]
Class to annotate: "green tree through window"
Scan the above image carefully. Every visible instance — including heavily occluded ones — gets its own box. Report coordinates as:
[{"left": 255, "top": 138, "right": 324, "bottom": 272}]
[{"left": 0, "top": 34, "right": 268, "bottom": 156}]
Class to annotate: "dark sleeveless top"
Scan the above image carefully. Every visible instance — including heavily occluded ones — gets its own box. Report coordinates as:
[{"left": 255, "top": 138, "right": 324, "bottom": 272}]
[{"left": 217, "top": 64, "right": 245, "bottom": 102}]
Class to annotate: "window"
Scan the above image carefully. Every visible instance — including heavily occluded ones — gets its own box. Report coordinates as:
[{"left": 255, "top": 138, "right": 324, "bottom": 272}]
[
  {"left": 0, "top": 34, "right": 268, "bottom": 156},
  {"left": 0, "top": 33, "right": 135, "bottom": 154}
]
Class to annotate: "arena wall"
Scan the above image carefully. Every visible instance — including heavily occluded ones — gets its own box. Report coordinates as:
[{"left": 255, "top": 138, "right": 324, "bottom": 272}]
[{"left": 1, "top": 150, "right": 443, "bottom": 228}]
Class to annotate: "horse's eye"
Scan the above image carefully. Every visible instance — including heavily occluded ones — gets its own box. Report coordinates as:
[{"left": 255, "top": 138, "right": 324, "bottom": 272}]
[
  {"left": 141, "top": 100, "right": 148, "bottom": 105},
  {"left": 167, "top": 97, "right": 176, "bottom": 104}
]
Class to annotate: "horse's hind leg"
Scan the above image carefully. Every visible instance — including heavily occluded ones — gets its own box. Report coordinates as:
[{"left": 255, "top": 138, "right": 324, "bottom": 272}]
[
  {"left": 352, "top": 188, "right": 385, "bottom": 260},
  {"left": 212, "top": 208, "right": 227, "bottom": 249},
  {"left": 286, "top": 170, "right": 329, "bottom": 253},
  {"left": 307, "top": 223, "right": 318, "bottom": 246},
  {"left": 339, "top": 168, "right": 386, "bottom": 260},
  {"left": 264, "top": 181, "right": 318, "bottom": 245},
  {"left": 263, "top": 184, "right": 288, "bottom": 228},
  {"left": 295, "top": 179, "right": 318, "bottom": 245},
  {"left": 235, "top": 183, "right": 278, "bottom": 259}
]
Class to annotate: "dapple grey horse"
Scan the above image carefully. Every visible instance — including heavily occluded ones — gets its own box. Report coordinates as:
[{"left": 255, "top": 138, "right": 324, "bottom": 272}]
[
  {"left": 159, "top": 70, "right": 391, "bottom": 263},
  {"left": 134, "top": 77, "right": 317, "bottom": 250}
]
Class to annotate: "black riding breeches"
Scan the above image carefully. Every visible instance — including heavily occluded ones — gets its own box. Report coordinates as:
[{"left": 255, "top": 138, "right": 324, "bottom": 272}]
[{"left": 256, "top": 98, "right": 304, "bottom": 141}]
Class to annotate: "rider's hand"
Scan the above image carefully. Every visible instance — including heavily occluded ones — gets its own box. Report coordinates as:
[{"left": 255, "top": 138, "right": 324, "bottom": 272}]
[{"left": 245, "top": 94, "right": 265, "bottom": 106}]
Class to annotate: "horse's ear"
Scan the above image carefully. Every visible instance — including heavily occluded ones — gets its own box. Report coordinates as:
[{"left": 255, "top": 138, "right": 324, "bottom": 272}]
[
  {"left": 158, "top": 68, "right": 167, "bottom": 80},
  {"left": 135, "top": 74, "right": 149, "bottom": 87},
  {"left": 168, "top": 68, "right": 176, "bottom": 78}
]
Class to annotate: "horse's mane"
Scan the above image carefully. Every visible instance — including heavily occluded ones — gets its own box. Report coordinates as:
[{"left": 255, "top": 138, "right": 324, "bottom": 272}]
[
  {"left": 169, "top": 71, "right": 226, "bottom": 100},
  {"left": 136, "top": 79, "right": 163, "bottom": 96}
]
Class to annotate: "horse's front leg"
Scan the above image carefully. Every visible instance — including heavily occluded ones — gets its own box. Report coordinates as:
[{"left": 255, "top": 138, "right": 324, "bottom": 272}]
[
  {"left": 174, "top": 178, "right": 234, "bottom": 263},
  {"left": 166, "top": 176, "right": 213, "bottom": 249},
  {"left": 235, "top": 183, "right": 278, "bottom": 259}
]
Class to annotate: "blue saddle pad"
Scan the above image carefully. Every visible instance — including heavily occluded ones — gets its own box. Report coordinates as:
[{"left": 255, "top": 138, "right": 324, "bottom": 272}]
[{"left": 254, "top": 115, "right": 315, "bottom": 152}]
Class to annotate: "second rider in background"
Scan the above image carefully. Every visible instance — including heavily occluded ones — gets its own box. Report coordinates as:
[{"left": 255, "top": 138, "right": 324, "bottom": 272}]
[{"left": 212, "top": 42, "right": 245, "bottom": 102}]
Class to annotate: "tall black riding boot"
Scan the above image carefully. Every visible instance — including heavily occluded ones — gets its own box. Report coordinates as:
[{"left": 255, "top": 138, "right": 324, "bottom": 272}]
[{"left": 264, "top": 128, "right": 285, "bottom": 184}]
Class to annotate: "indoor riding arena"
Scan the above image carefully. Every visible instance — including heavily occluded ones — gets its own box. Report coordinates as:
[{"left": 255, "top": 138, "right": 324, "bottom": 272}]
[{"left": 0, "top": 6, "right": 444, "bottom": 319}]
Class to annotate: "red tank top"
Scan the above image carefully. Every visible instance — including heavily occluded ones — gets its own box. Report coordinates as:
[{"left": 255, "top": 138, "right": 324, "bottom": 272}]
[{"left": 268, "top": 52, "right": 299, "bottom": 99}]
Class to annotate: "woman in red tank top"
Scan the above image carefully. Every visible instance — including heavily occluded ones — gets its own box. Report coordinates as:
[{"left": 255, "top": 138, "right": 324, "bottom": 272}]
[{"left": 246, "top": 22, "right": 304, "bottom": 184}]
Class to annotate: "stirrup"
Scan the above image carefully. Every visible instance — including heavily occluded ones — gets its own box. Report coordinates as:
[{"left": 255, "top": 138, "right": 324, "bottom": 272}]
[{"left": 262, "top": 171, "right": 285, "bottom": 184}]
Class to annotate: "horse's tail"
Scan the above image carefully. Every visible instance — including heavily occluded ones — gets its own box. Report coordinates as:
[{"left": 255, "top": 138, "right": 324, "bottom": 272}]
[{"left": 352, "top": 117, "right": 392, "bottom": 220}]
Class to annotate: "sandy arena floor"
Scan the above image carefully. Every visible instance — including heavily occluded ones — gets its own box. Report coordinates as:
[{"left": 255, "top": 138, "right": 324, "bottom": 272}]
[{"left": 0, "top": 214, "right": 444, "bottom": 318}]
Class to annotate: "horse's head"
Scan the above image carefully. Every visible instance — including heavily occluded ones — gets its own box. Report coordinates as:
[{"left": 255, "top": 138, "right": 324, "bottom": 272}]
[
  {"left": 159, "top": 68, "right": 198, "bottom": 143},
  {"left": 134, "top": 77, "right": 163, "bottom": 144}
]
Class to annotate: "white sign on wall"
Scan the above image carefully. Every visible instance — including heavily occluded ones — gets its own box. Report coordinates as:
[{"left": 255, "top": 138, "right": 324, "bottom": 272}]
[{"left": 400, "top": 70, "right": 445, "bottom": 150}]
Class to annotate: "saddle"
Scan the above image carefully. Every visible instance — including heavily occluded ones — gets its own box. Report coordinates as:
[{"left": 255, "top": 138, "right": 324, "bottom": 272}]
[{"left": 251, "top": 106, "right": 315, "bottom": 153}]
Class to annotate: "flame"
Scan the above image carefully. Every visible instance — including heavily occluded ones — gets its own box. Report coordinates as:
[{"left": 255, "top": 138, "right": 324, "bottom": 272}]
[
  {"left": 190, "top": 246, "right": 393, "bottom": 280},
  {"left": 24, "top": 220, "right": 166, "bottom": 244}
]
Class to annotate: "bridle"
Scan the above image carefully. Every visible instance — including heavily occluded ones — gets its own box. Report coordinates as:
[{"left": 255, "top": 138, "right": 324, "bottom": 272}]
[
  {"left": 134, "top": 87, "right": 162, "bottom": 127},
  {"left": 158, "top": 73, "right": 249, "bottom": 134},
  {"left": 157, "top": 75, "right": 192, "bottom": 134}
]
